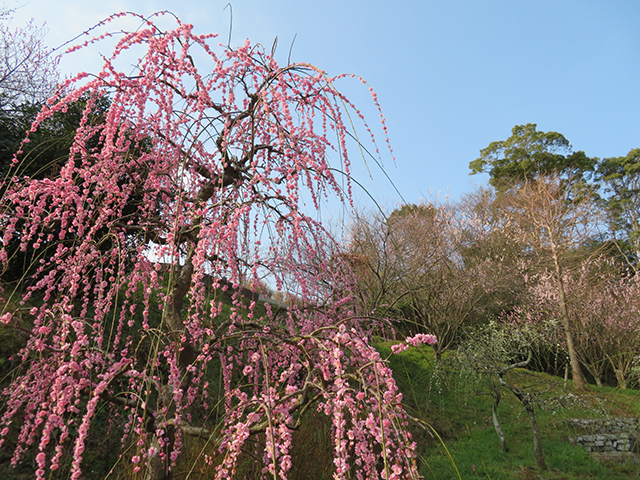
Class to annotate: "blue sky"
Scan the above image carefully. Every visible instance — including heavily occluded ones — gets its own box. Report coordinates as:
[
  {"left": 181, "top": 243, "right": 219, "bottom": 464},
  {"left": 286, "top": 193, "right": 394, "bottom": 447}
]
[{"left": 8, "top": 0, "right": 640, "bottom": 209}]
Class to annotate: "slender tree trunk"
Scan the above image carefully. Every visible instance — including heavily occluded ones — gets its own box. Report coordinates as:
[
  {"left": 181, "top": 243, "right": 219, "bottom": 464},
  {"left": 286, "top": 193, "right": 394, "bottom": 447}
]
[
  {"left": 146, "top": 440, "right": 165, "bottom": 480},
  {"left": 594, "top": 375, "right": 603, "bottom": 388},
  {"left": 498, "top": 372, "right": 546, "bottom": 471},
  {"left": 613, "top": 365, "right": 628, "bottom": 389},
  {"left": 146, "top": 253, "right": 199, "bottom": 480},
  {"left": 491, "top": 388, "right": 507, "bottom": 451},
  {"left": 551, "top": 247, "right": 586, "bottom": 390},
  {"left": 433, "top": 345, "right": 441, "bottom": 364},
  {"left": 521, "top": 394, "right": 546, "bottom": 470},
  {"left": 145, "top": 386, "right": 176, "bottom": 480},
  {"left": 584, "top": 364, "right": 603, "bottom": 387}
]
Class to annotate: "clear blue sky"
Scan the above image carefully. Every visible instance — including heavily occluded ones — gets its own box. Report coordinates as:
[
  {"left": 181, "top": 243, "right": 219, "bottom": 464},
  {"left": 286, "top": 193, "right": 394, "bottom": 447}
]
[{"left": 8, "top": 0, "right": 640, "bottom": 208}]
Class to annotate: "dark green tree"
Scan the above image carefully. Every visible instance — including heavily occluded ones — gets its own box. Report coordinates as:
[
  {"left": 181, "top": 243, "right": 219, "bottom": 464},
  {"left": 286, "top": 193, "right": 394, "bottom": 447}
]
[
  {"left": 595, "top": 148, "right": 640, "bottom": 264},
  {"left": 469, "top": 123, "right": 596, "bottom": 191},
  {"left": 0, "top": 98, "right": 106, "bottom": 183}
]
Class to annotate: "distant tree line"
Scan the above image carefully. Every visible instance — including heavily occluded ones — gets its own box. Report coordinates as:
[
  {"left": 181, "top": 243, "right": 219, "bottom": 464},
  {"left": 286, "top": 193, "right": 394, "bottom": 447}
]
[{"left": 349, "top": 123, "right": 640, "bottom": 391}]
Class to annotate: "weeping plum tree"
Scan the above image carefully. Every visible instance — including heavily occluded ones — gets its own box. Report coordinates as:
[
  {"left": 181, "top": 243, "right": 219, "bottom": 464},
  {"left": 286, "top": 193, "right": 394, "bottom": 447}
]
[{"left": 0, "top": 13, "right": 426, "bottom": 480}]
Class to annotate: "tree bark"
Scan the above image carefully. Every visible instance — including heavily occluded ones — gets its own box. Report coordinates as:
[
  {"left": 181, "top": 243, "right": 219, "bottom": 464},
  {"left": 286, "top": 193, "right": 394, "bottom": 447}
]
[
  {"left": 550, "top": 246, "right": 586, "bottom": 390},
  {"left": 145, "top": 390, "right": 176, "bottom": 480},
  {"left": 497, "top": 378, "right": 547, "bottom": 470},
  {"left": 613, "top": 367, "right": 628, "bottom": 389},
  {"left": 594, "top": 375, "right": 603, "bottom": 388},
  {"left": 145, "top": 251, "right": 200, "bottom": 480},
  {"left": 522, "top": 394, "right": 547, "bottom": 470},
  {"left": 491, "top": 389, "right": 507, "bottom": 451},
  {"left": 497, "top": 352, "right": 546, "bottom": 470}
]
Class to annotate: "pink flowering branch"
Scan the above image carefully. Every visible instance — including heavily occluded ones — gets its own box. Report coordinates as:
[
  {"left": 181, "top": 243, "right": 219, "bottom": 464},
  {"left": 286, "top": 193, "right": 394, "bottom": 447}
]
[
  {"left": 0, "top": 11, "right": 420, "bottom": 480},
  {"left": 391, "top": 333, "right": 438, "bottom": 354}
]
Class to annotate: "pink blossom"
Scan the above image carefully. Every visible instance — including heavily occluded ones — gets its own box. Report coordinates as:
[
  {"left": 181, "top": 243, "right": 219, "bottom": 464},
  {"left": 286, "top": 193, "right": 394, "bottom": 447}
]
[
  {"left": 0, "top": 11, "right": 418, "bottom": 480},
  {"left": 406, "top": 333, "right": 437, "bottom": 346},
  {"left": 391, "top": 333, "right": 437, "bottom": 354},
  {"left": 390, "top": 343, "right": 409, "bottom": 354}
]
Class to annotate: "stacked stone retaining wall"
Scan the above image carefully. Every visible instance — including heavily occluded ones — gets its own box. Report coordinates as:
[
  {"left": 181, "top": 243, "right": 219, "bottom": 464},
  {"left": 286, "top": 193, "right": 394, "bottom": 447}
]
[{"left": 566, "top": 418, "right": 638, "bottom": 454}]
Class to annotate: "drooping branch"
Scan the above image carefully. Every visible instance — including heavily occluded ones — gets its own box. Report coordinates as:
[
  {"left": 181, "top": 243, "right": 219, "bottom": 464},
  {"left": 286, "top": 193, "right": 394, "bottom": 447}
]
[{"left": 0, "top": 12, "right": 416, "bottom": 480}]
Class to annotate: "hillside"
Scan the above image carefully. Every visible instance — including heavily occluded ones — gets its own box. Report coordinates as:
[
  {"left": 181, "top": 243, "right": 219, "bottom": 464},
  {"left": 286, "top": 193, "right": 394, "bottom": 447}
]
[{"left": 383, "top": 343, "right": 640, "bottom": 480}]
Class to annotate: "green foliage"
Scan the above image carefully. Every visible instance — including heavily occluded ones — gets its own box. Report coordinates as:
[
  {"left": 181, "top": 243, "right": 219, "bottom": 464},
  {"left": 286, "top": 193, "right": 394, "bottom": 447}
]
[
  {"left": 595, "top": 148, "right": 640, "bottom": 261},
  {"left": 385, "top": 342, "right": 640, "bottom": 480},
  {"left": 469, "top": 123, "right": 596, "bottom": 190},
  {"left": 0, "top": 96, "right": 111, "bottom": 182},
  {"left": 0, "top": 323, "right": 26, "bottom": 380},
  {"left": 386, "top": 202, "right": 439, "bottom": 225}
]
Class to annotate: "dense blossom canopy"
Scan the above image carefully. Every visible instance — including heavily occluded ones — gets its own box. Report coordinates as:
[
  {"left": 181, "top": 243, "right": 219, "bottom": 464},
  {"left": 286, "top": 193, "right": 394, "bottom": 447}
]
[{"left": 0, "top": 12, "right": 427, "bottom": 480}]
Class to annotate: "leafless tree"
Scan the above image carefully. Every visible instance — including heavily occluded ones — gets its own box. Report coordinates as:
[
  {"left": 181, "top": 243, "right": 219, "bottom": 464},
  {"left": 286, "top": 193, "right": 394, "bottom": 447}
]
[{"left": 0, "top": 11, "right": 59, "bottom": 110}]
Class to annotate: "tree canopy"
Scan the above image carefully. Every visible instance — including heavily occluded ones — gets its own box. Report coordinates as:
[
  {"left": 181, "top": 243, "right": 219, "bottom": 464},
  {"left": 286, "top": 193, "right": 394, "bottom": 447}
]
[
  {"left": 595, "top": 148, "right": 640, "bottom": 261},
  {"left": 0, "top": 12, "right": 59, "bottom": 111},
  {"left": 0, "top": 12, "right": 424, "bottom": 480},
  {"left": 469, "top": 123, "right": 596, "bottom": 190}
]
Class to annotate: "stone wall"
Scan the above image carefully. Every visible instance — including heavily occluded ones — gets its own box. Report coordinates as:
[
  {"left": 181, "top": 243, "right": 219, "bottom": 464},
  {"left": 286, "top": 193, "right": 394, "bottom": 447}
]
[{"left": 566, "top": 418, "right": 639, "bottom": 454}]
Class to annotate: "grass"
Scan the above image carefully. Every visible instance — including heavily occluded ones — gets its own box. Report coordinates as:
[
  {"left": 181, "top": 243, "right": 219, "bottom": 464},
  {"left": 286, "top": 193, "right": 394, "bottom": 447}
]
[{"left": 381, "top": 342, "right": 640, "bottom": 480}]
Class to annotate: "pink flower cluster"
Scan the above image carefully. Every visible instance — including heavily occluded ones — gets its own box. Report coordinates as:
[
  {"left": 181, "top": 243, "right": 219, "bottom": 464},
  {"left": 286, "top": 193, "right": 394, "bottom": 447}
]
[
  {"left": 391, "top": 333, "right": 438, "bottom": 354},
  {"left": 0, "top": 11, "right": 418, "bottom": 480}
]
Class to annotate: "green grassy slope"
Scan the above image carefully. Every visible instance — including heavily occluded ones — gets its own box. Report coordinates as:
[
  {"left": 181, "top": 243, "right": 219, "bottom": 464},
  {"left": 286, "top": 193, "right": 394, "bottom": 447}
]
[{"left": 382, "top": 343, "right": 640, "bottom": 480}]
